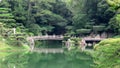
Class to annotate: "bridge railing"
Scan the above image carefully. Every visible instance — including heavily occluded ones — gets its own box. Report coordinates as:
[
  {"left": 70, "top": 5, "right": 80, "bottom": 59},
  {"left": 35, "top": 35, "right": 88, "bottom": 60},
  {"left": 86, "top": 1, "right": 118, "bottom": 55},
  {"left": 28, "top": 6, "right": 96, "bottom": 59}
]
[{"left": 27, "top": 35, "right": 64, "bottom": 40}]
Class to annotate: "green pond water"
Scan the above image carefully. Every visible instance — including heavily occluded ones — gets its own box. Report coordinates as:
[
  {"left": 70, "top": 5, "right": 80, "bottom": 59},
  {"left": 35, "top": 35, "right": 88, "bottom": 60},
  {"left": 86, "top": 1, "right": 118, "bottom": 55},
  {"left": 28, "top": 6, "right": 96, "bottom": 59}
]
[
  {"left": 0, "top": 53, "right": 92, "bottom": 68},
  {"left": 0, "top": 50, "right": 93, "bottom": 68},
  {"left": 0, "top": 41, "right": 93, "bottom": 68}
]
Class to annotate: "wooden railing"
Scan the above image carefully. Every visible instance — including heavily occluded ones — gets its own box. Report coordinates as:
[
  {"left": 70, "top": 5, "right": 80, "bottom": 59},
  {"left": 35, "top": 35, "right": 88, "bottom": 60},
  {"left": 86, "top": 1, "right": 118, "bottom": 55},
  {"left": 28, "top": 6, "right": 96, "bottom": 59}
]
[
  {"left": 27, "top": 35, "right": 64, "bottom": 40},
  {"left": 83, "top": 37, "right": 105, "bottom": 41}
]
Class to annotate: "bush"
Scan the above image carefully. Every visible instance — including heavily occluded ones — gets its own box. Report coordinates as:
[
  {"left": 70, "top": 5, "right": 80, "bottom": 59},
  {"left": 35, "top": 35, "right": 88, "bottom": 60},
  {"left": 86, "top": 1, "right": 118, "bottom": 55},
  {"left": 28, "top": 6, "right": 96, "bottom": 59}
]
[
  {"left": 93, "top": 38, "right": 120, "bottom": 68},
  {"left": 76, "top": 29, "right": 91, "bottom": 34},
  {"left": 70, "top": 37, "right": 81, "bottom": 45},
  {"left": 92, "top": 25, "right": 105, "bottom": 32},
  {"left": 63, "top": 35, "right": 70, "bottom": 41}
]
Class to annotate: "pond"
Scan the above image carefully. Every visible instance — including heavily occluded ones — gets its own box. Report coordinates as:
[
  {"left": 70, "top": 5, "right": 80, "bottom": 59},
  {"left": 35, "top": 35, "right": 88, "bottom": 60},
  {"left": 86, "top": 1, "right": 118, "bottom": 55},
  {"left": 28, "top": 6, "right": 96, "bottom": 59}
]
[
  {"left": 0, "top": 41, "right": 93, "bottom": 68},
  {"left": 0, "top": 50, "right": 93, "bottom": 68},
  {"left": 29, "top": 52, "right": 93, "bottom": 68}
]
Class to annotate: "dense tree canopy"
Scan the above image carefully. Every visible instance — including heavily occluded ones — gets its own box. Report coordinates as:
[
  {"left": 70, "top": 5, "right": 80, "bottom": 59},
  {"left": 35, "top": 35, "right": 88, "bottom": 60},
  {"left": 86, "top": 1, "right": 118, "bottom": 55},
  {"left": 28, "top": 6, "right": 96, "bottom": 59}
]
[
  {"left": 64, "top": 0, "right": 114, "bottom": 36},
  {"left": 0, "top": 0, "right": 119, "bottom": 36},
  {"left": 2, "top": 0, "right": 72, "bottom": 35}
]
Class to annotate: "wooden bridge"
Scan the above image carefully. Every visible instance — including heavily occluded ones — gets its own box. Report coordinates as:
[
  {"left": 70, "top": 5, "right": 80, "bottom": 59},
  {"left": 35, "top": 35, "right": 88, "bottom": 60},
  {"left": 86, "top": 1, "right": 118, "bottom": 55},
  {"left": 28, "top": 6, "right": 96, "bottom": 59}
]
[
  {"left": 27, "top": 35, "right": 106, "bottom": 52},
  {"left": 83, "top": 37, "right": 105, "bottom": 41},
  {"left": 27, "top": 35, "right": 64, "bottom": 41},
  {"left": 27, "top": 35, "right": 64, "bottom": 51},
  {"left": 32, "top": 48, "right": 64, "bottom": 53},
  {"left": 80, "top": 37, "right": 106, "bottom": 50}
]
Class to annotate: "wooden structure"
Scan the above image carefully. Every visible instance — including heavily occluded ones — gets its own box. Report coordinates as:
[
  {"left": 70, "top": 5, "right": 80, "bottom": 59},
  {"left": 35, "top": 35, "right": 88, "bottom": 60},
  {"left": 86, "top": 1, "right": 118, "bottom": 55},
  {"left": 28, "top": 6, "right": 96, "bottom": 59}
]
[
  {"left": 80, "top": 37, "right": 106, "bottom": 50},
  {"left": 84, "top": 37, "right": 105, "bottom": 41},
  {"left": 27, "top": 35, "right": 64, "bottom": 51},
  {"left": 27, "top": 35, "right": 63, "bottom": 41},
  {"left": 27, "top": 35, "right": 106, "bottom": 52}
]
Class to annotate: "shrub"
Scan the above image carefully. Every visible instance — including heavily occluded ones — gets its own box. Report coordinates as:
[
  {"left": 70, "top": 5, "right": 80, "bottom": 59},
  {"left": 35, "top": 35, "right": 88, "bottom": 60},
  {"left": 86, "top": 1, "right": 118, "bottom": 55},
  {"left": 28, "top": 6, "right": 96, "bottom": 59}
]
[
  {"left": 76, "top": 29, "right": 91, "bottom": 34},
  {"left": 92, "top": 25, "right": 105, "bottom": 32},
  {"left": 93, "top": 38, "right": 120, "bottom": 68}
]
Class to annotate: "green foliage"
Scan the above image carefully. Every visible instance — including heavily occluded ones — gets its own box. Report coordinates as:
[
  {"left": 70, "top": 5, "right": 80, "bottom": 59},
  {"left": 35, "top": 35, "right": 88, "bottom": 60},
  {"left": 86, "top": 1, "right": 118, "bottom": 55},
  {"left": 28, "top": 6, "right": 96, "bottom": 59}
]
[
  {"left": 0, "top": 8, "right": 9, "bottom": 10},
  {"left": 93, "top": 38, "right": 120, "bottom": 68},
  {"left": 66, "top": 0, "right": 116, "bottom": 35},
  {"left": 28, "top": 23, "right": 41, "bottom": 35},
  {"left": 0, "top": 0, "right": 10, "bottom": 7},
  {"left": 5, "top": 0, "right": 72, "bottom": 35},
  {"left": 0, "top": 0, "right": 118, "bottom": 36},
  {"left": 106, "top": 0, "right": 120, "bottom": 34},
  {"left": 70, "top": 37, "right": 81, "bottom": 45},
  {"left": 107, "top": 0, "right": 120, "bottom": 9},
  {"left": 113, "top": 35, "right": 120, "bottom": 38},
  {"left": 35, "top": 10, "right": 67, "bottom": 27},
  {"left": 76, "top": 29, "right": 91, "bottom": 34},
  {"left": 0, "top": 8, "right": 15, "bottom": 24},
  {"left": 73, "top": 14, "right": 88, "bottom": 29},
  {"left": 0, "top": 19, "right": 28, "bottom": 47},
  {"left": 109, "top": 12, "right": 120, "bottom": 34},
  {"left": 0, "top": 35, "right": 29, "bottom": 59},
  {"left": 0, "top": 50, "right": 29, "bottom": 68},
  {"left": 92, "top": 25, "right": 106, "bottom": 32},
  {"left": 63, "top": 36, "right": 71, "bottom": 41}
]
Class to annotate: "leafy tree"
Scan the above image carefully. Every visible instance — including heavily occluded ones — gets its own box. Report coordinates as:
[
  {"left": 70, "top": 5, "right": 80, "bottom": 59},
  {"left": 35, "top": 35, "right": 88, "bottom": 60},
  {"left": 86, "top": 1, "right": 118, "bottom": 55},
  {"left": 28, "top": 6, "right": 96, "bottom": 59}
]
[{"left": 107, "top": 0, "right": 120, "bottom": 34}]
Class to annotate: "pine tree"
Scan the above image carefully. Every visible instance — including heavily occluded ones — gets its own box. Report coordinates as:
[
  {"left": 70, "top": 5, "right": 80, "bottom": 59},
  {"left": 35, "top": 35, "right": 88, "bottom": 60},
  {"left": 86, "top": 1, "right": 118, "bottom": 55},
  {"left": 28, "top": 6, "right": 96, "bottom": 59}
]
[{"left": 0, "top": 0, "right": 16, "bottom": 27}]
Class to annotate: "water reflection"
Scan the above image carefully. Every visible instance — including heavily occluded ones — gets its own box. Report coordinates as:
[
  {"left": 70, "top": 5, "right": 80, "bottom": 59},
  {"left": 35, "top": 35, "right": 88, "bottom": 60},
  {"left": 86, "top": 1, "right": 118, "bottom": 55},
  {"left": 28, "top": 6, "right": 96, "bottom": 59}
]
[{"left": 0, "top": 50, "right": 93, "bottom": 68}]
